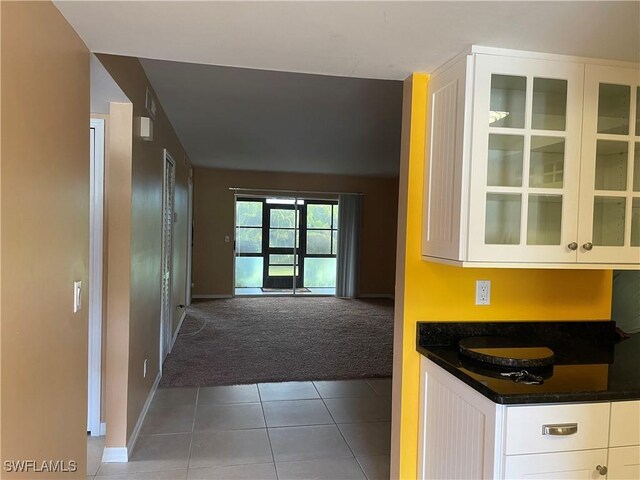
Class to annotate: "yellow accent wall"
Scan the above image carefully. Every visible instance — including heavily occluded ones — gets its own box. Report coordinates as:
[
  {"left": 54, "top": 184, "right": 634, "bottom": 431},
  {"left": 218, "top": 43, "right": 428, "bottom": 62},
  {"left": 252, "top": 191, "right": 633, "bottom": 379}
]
[{"left": 393, "top": 73, "right": 613, "bottom": 479}]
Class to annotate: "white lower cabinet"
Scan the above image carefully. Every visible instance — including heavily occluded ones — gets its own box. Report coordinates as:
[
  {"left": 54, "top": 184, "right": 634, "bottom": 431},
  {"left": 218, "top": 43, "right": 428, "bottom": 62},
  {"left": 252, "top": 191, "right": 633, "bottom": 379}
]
[
  {"left": 608, "top": 446, "right": 640, "bottom": 480},
  {"left": 418, "top": 357, "right": 640, "bottom": 480},
  {"left": 504, "top": 449, "right": 608, "bottom": 480}
]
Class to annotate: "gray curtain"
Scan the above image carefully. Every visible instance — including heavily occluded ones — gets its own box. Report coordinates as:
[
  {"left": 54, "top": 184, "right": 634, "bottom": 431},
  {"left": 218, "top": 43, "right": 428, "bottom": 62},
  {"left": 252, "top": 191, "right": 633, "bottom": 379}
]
[{"left": 336, "top": 194, "right": 363, "bottom": 298}]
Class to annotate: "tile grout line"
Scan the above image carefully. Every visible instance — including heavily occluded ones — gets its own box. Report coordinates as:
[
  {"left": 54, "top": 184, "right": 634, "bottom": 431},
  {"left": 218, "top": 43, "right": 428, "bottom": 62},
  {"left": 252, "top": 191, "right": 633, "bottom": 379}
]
[
  {"left": 186, "top": 386, "right": 200, "bottom": 476},
  {"left": 311, "top": 381, "right": 370, "bottom": 480},
  {"left": 257, "top": 384, "right": 279, "bottom": 480}
]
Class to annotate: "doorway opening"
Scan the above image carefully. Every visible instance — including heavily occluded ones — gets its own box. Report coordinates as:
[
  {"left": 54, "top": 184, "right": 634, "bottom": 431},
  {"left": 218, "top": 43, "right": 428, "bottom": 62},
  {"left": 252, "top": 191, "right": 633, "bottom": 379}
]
[
  {"left": 88, "top": 118, "right": 105, "bottom": 436},
  {"left": 234, "top": 195, "right": 338, "bottom": 296}
]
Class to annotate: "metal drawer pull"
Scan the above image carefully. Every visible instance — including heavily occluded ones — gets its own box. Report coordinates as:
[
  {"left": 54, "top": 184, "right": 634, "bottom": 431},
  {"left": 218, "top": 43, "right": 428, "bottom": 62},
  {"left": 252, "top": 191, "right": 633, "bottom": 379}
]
[
  {"left": 542, "top": 423, "right": 578, "bottom": 436},
  {"left": 596, "top": 465, "right": 607, "bottom": 476}
]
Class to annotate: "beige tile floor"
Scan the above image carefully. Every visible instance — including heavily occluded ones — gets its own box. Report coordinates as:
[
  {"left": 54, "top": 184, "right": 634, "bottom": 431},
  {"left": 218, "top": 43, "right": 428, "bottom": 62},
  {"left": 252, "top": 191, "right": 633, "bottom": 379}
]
[{"left": 88, "top": 378, "right": 392, "bottom": 480}]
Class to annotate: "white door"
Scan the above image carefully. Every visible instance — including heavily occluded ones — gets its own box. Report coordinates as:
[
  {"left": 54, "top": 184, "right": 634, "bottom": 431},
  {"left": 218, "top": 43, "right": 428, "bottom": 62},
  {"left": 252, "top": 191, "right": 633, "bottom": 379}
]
[
  {"left": 160, "top": 150, "right": 176, "bottom": 367},
  {"left": 88, "top": 118, "right": 105, "bottom": 435}
]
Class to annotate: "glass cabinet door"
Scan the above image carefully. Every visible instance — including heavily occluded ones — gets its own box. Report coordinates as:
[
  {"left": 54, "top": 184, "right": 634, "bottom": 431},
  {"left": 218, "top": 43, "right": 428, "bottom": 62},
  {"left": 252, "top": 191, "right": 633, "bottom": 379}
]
[
  {"left": 468, "top": 55, "right": 584, "bottom": 262},
  {"left": 578, "top": 65, "right": 640, "bottom": 263}
]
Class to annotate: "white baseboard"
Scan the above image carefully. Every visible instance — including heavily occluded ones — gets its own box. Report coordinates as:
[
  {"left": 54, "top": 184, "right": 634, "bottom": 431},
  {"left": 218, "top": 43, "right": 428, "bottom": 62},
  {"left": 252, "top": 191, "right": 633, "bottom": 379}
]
[
  {"left": 192, "top": 294, "right": 232, "bottom": 299},
  {"left": 102, "top": 447, "right": 128, "bottom": 463},
  {"left": 170, "top": 310, "right": 187, "bottom": 351},
  {"left": 125, "top": 371, "right": 162, "bottom": 458},
  {"left": 99, "top": 422, "right": 107, "bottom": 436},
  {"left": 359, "top": 293, "right": 395, "bottom": 299}
]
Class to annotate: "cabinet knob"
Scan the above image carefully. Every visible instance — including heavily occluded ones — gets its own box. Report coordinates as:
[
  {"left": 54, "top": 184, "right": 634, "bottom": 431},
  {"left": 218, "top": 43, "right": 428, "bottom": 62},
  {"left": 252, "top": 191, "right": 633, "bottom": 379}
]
[
  {"left": 567, "top": 242, "right": 578, "bottom": 251},
  {"left": 582, "top": 242, "right": 593, "bottom": 251},
  {"left": 596, "top": 465, "right": 607, "bottom": 475}
]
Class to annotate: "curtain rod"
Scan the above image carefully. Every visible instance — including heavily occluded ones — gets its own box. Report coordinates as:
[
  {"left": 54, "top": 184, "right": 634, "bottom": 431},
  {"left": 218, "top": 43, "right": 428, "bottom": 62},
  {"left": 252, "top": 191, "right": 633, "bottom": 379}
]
[{"left": 229, "top": 187, "right": 364, "bottom": 196}]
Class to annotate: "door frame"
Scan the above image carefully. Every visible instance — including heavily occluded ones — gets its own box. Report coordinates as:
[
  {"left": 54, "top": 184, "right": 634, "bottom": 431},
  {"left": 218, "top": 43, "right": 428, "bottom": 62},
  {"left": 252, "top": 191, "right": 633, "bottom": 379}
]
[
  {"left": 186, "top": 175, "right": 193, "bottom": 306},
  {"left": 160, "top": 149, "right": 176, "bottom": 369},
  {"left": 88, "top": 118, "right": 105, "bottom": 436}
]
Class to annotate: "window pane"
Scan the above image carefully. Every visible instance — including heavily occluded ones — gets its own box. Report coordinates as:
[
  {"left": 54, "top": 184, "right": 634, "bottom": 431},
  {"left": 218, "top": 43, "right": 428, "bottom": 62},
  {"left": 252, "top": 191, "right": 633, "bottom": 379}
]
[
  {"left": 235, "top": 257, "right": 263, "bottom": 287},
  {"left": 485, "top": 194, "right": 521, "bottom": 245},
  {"left": 332, "top": 230, "right": 338, "bottom": 255},
  {"left": 489, "top": 75, "right": 526, "bottom": 128},
  {"left": 332, "top": 205, "right": 339, "bottom": 228},
  {"left": 593, "top": 197, "right": 625, "bottom": 246},
  {"left": 269, "top": 229, "right": 297, "bottom": 248},
  {"left": 307, "top": 204, "right": 332, "bottom": 228},
  {"left": 236, "top": 227, "right": 262, "bottom": 253},
  {"left": 269, "top": 254, "right": 296, "bottom": 265},
  {"left": 270, "top": 209, "right": 297, "bottom": 228},
  {"left": 595, "top": 140, "right": 628, "bottom": 191},
  {"left": 532, "top": 78, "right": 567, "bottom": 131},
  {"left": 236, "top": 201, "right": 262, "bottom": 227},
  {"left": 307, "top": 230, "right": 332, "bottom": 254},
  {"left": 487, "top": 134, "right": 524, "bottom": 187},
  {"left": 268, "top": 265, "right": 298, "bottom": 276},
  {"left": 527, "top": 194, "right": 563, "bottom": 245},
  {"left": 632, "top": 198, "right": 640, "bottom": 247},
  {"left": 304, "top": 258, "right": 337, "bottom": 288},
  {"left": 597, "top": 83, "right": 630, "bottom": 135},
  {"left": 529, "top": 136, "right": 565, "bottom": 188}
]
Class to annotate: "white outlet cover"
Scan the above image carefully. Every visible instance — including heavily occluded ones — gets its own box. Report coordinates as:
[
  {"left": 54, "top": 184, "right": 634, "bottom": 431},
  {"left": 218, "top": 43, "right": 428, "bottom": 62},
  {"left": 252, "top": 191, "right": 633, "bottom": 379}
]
[{"left": 475, "top": 280, "right": 491, "bottom": 305}]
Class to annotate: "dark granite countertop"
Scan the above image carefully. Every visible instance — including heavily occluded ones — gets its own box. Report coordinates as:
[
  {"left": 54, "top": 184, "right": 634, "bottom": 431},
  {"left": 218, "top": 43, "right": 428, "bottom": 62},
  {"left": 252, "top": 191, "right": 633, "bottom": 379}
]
[{"left": 416, "top": 321, "right": 640, "bottom": 405}]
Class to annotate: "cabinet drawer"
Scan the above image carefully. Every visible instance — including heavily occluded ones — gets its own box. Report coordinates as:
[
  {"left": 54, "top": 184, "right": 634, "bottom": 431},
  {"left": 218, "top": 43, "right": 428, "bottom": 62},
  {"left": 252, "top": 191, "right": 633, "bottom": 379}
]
[
  {"left": 503, "top": 449, "right": 607, "bottom": 480},
  {"left": 504, "top": 403, "right": 610, "bottom": 455},
  {"left": 608, "top": 446, "right": 640, "bottom": 480},
  {"left": 610, "top": 401, "right": 640, "bottom": 447}
]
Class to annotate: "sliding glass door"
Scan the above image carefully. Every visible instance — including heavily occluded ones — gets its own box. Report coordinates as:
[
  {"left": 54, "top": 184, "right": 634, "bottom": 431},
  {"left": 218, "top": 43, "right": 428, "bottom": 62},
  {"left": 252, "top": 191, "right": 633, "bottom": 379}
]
[
  {"left": 264, "top": 200, "right": 301, "bottom": 290},
  {"left": 235, "top": 195, "right": 338, "bottom": 295}
]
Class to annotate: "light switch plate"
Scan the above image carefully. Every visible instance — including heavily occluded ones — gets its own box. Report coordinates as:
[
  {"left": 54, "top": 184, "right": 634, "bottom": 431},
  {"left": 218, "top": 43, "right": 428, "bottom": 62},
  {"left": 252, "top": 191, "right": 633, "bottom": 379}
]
[{"left": 73, "top": 281, "right": 82, "bottom": 312}]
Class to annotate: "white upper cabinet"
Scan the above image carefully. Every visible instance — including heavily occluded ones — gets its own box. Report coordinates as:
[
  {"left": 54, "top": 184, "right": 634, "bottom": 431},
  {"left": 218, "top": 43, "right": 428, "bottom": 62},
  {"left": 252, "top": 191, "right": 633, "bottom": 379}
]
[
  {"left": 422, "top": 47, "right": 640, "bottom": 268},
  {"left": 578, "top": 65, "right": 640, "bottom": 264}
]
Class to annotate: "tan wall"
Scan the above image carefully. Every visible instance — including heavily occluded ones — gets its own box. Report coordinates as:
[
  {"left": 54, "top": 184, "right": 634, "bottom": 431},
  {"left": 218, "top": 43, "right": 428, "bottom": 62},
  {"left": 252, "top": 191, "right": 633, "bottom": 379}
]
[
  {"left": 96, "top": 54, "right": 191, "bottom": 444},
  {"left": 192, "top": 167, "right": 399, "bottom": 296},
  {"left": 1, "top": 1, "right": 89, "bottom": 478},
  {"left": 104, "top": 102, "right": 133, "bottom": 448}
]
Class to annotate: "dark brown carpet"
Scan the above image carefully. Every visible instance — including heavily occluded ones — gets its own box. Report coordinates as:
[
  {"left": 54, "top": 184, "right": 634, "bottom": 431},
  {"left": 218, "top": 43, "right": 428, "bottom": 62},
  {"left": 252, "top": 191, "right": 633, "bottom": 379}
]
[{"left": 159, "top": 297, "right": 394, "bottom": 387}]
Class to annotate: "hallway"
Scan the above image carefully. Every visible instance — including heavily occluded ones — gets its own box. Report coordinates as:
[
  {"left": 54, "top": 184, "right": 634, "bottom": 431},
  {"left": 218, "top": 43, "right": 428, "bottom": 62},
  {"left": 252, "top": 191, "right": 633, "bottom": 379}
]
[{"left": 88, "top": 379, "right": 391, "bottom": 479}]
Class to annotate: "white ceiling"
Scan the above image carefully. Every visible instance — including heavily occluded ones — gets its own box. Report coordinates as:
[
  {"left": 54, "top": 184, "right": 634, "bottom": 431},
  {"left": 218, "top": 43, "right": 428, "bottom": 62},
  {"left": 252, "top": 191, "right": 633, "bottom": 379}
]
[
  {"left": 55, "top": 1, "right": 640, "bottom": 81},
  {"left": 57, "top": 1, "right": 639, "bottom": 176}
]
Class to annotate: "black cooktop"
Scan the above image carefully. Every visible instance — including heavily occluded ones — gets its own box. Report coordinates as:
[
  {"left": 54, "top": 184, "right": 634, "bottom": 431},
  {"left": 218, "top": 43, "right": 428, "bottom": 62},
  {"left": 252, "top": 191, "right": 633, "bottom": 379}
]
[{"left": 416, "top": 321, "right": 640, "bottom": 405}]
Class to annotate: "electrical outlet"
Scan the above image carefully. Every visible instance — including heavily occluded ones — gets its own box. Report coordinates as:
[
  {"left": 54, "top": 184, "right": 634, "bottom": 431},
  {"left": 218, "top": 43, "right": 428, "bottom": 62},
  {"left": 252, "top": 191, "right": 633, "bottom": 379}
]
[
  {"left": 143, "top": 359, "right": 147, "bottom": 378},
  {"left": 475, "top": 280, "right": 491, "bottom": 305}
]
